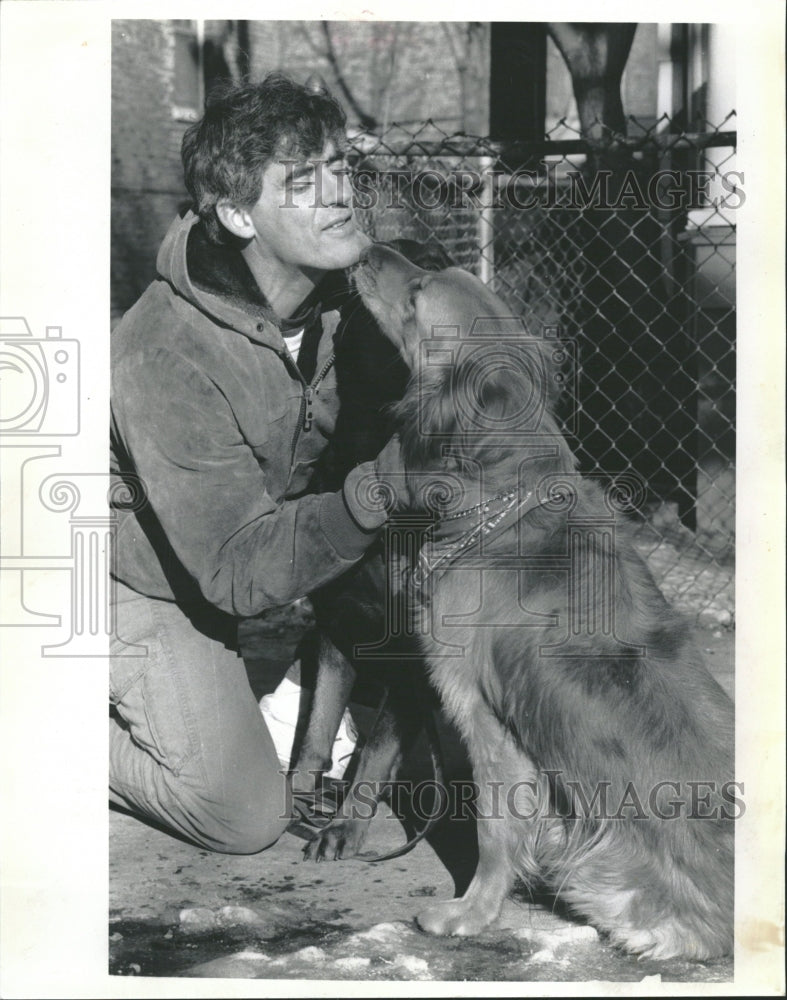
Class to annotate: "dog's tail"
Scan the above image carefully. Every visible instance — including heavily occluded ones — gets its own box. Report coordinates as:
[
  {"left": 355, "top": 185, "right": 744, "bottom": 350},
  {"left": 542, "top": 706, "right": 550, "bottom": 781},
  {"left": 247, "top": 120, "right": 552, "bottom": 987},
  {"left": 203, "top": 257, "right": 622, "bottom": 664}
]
[{"left": 519, "top": 797, "right": 734, "bottom": 960}]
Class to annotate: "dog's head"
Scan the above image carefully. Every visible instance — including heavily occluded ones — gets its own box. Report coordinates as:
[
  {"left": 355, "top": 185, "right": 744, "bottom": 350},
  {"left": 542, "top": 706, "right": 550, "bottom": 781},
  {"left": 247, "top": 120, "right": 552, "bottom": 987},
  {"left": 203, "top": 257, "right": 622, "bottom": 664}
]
[
  {"left": 354, "top": 244, "right": 509, "bottom": 369},
  {"left": 354, "top": 243, "right": 575, "bottom": 488}
]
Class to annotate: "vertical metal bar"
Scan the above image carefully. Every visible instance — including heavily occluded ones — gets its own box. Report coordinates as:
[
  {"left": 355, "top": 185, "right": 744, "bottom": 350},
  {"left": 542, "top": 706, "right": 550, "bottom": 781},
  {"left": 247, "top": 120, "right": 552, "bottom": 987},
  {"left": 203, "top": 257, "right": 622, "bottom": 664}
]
[{"left": 477, "top": 155, "right": 495, "bottom": 286}]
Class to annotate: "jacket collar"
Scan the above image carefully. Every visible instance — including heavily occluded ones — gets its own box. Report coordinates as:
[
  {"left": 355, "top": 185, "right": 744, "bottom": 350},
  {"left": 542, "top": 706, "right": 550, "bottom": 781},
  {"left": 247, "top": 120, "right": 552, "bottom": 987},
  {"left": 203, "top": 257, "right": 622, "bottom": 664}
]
[{"left": 157, "top": 210, "right": 349, "bottom": 349}]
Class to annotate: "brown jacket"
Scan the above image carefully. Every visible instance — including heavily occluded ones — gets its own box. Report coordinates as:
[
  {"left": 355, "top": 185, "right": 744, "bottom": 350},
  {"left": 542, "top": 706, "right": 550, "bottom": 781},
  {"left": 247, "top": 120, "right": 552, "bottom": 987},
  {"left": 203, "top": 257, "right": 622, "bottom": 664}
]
[{"left": 110, "top": 211, "right": 385, "bottom": 617}]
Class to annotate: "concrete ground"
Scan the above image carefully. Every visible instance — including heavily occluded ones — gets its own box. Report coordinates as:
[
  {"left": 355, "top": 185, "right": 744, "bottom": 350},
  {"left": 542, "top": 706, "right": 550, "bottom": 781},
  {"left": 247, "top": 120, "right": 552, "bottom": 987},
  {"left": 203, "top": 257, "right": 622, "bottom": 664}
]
[{"left": 109, "top": 626, "right": 735, "bottom": 985}]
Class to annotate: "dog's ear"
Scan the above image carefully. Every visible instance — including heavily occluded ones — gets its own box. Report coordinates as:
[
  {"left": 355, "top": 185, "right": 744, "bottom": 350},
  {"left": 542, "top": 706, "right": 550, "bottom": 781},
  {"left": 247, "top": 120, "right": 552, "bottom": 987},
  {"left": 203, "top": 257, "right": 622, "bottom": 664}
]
[
  {"left": 393, "top": 337, "right": 576, "bottom": 476},
  {"left": 398, "top": 274, "right": 425, "bottom": 332},
  {"left": 451, "top": 340, "right": 554, "bottom": 436}
]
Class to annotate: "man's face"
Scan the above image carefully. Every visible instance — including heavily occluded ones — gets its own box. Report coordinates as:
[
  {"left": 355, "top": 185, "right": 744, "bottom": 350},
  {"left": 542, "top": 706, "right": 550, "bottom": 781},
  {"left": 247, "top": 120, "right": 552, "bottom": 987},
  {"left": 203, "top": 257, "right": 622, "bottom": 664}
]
[{"left": 246, "top": 141, "right": 369, "bottom": 273}]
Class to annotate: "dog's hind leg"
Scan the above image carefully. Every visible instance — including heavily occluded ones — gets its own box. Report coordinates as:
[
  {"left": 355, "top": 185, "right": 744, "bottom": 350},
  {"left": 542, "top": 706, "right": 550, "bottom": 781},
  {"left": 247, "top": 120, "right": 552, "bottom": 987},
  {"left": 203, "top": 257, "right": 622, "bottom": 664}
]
[
  {"left": 303, "top": 676, "right": 425, "bottom": 860},
  {"left": 417, "top": 707, "right": 535, "bottom": 936}
]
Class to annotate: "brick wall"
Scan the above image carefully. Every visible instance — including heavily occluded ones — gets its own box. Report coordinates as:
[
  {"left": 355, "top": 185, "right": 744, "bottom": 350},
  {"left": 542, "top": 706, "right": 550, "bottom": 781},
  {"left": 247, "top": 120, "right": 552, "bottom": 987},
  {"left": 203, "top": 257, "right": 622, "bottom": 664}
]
[
  {"left": 244, "top": 21, "right": 490, "bottom": 134},
  {"left": 111, "top": 20, "right": 191, "bottom": 316}
]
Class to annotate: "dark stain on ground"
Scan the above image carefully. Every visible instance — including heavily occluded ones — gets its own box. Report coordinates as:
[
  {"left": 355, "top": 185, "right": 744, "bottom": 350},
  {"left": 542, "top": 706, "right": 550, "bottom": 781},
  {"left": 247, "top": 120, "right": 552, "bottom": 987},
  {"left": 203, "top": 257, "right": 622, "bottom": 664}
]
[
  {"left": 235, "top": 884, "right": 273, "bottom": 902},
  {"left": 109, "top": 917, "right": 355, "bottom": 978},
  {"left": 109, "top": 912, "right": 734, "bottom": 983}
]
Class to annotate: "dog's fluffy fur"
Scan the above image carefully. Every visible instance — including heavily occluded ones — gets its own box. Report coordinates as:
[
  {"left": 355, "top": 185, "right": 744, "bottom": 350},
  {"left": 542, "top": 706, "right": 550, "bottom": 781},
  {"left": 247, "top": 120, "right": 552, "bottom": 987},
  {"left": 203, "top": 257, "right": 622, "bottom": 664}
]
[{"left": 352, "top": 244, "right": 735, "bottom": 960}]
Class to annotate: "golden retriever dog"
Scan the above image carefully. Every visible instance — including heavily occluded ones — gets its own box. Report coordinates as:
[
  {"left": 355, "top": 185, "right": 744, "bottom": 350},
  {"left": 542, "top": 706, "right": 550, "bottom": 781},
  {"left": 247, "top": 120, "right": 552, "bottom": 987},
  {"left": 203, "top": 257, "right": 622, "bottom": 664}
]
[{"left": 348, "top": 243, "right": 735, "bottom": 961}]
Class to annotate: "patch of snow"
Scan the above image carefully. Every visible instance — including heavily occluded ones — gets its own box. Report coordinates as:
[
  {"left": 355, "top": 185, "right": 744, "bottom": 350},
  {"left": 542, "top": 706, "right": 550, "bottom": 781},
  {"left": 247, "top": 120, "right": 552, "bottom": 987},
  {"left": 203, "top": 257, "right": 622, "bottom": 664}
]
[
  {"left": 178, "top": 907, "right": 216, "bottom": 929},
  {"left": 217, "top": 905, "right": 264, "bottom": 926},
  {"left": 515, "top": 922, "right": 599, "bottom": 956},
  {"left": 333, "top": 956, "right": 372, "bottom": 971},
  {"left": 528, "top": 948, "right": 556, "bottom": 963},
  {"left": 353, "top": 921, "right": 410, "bottom": 943},
  {"left": 392, "top": 954, "right": 431, "bottom": 977},
  {"left": 282, "top": 945, "right": 326, "bottom": 964}
]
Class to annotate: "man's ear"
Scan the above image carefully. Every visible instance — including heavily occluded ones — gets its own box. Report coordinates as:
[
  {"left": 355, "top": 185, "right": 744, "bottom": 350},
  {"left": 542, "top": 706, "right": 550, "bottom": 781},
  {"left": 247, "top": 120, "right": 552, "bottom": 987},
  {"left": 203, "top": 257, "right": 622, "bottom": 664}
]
[{"left": 216, "top": 200, "right": 256, "bottom": 240}]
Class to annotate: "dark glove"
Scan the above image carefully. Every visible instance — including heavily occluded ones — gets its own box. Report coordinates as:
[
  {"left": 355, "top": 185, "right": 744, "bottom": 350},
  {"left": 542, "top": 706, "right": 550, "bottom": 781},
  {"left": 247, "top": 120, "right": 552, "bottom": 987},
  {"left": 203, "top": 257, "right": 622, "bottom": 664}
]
[{"left": 341, "top": 435, "right": 407, "bottom": 531}]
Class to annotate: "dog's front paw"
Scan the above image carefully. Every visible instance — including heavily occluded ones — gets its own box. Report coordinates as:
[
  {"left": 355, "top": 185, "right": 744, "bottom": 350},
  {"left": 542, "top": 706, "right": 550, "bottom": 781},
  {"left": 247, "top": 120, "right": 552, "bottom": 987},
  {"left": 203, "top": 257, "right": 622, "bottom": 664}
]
[
  {"left": 416, "top": 898, "right": 494, "bottom": 937},
  {"left": 302, "top": 817, "right": 370, "bottom": 861}
]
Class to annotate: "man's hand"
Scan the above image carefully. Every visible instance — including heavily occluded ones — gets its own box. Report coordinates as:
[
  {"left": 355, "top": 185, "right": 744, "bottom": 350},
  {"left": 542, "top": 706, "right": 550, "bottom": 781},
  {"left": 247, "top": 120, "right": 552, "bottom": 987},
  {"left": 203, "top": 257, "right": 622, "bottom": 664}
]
[{"left": 341, "top": 435, "right": 407, "bottom": 531}]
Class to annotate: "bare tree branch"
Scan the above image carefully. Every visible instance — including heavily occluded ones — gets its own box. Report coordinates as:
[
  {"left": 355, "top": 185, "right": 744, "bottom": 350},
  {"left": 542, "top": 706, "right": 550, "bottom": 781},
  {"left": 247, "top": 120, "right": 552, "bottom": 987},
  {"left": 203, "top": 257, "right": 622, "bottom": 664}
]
[
  {"left": 440, "top": 22, "right": 463, "bottom": 69},
  {"left": 441, "top": 22, "right": 483, "bottom": 131},
  {"left": 320, "top": 21, "right": 378, "bottom": 130},
  {"left": 292, "top": 22, "right": 326, "bottom": 61},
  {"left": 547, "top": 22, "right": 637, "bottom": 139}
]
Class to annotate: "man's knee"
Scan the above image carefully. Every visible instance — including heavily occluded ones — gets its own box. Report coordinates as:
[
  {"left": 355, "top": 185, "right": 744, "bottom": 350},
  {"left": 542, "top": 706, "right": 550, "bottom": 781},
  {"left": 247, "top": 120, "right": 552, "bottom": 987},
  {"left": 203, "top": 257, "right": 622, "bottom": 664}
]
[
  {"left": 212, "top": 809, "right": 289, "bottom": 855},
  {"left": 183, "top": 773, "right": 291, "bottom": 855}
]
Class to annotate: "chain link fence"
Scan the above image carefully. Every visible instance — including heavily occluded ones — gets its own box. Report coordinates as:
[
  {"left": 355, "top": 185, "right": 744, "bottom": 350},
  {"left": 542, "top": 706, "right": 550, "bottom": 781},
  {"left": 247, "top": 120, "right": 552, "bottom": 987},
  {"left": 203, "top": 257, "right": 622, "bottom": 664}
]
[{"left": 346, "top": 114, "right": 736, "bottom": 627}]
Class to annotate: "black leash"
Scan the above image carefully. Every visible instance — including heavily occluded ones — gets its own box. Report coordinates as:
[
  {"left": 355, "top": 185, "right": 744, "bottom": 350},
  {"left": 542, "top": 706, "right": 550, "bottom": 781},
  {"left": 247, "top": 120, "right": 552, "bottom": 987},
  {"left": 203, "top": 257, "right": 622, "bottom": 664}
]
[
  {"left": 355, "top": 694, "right": 445, "bottom": 864},
  {"left": 289, "top": 683, "right": 446, "bottom": 864}
]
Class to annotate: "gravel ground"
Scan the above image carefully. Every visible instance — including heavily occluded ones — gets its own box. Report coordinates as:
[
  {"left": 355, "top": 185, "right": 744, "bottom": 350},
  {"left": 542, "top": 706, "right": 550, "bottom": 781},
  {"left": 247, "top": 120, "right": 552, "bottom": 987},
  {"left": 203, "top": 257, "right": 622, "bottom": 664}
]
[
  {"left": 634, "top": 476, "right": 735, "bottom": 629},
  {"left": 109, "top": 627, "right": 735, "bottom": 985}
]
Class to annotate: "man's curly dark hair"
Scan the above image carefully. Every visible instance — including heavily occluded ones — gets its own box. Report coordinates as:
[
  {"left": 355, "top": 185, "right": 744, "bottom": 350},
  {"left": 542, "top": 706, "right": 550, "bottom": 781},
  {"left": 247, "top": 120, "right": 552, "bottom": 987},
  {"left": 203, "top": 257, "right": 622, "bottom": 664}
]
[{"left": 181, "top": 72, "right": 347, "bottom": 244}]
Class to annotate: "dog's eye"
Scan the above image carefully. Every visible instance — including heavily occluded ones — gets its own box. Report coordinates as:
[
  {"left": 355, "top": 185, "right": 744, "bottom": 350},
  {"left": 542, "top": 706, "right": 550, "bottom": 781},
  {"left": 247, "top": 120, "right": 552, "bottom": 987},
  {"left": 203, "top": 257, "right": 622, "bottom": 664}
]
[{"left": 408, "top": 277, "right": 425, "bottom": 306}]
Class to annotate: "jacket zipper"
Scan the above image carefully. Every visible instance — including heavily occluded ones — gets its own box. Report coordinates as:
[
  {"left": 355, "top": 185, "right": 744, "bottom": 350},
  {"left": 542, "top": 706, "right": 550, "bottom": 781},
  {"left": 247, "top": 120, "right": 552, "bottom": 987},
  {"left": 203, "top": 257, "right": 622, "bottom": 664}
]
[{"left": 287, "top": 352, "right": 336, "bottom": 468}]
